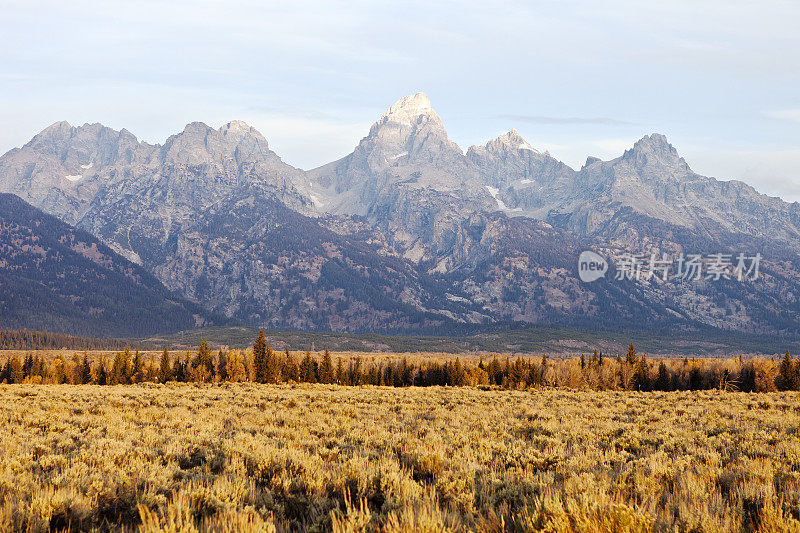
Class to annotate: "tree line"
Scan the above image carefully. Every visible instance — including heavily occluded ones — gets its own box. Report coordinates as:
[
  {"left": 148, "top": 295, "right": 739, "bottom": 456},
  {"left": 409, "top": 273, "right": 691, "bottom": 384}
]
[
  {"left": 2, "top": 332, "right": 800, "bottom": 392},
  {"left": 0, "top": 329, "right": 127, "bottom": 350}
]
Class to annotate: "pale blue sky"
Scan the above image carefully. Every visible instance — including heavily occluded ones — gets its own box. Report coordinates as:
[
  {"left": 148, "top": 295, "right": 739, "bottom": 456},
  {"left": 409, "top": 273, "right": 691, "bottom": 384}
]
[{"left": 2, "top": 0, "right": 799, "bottom": 200}]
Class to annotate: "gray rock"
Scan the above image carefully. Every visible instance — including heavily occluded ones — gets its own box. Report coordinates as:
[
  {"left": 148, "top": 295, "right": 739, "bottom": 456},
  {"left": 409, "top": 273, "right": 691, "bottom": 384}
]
[{"left": 2, "top": 94, "right": 800, "bottom": 335}]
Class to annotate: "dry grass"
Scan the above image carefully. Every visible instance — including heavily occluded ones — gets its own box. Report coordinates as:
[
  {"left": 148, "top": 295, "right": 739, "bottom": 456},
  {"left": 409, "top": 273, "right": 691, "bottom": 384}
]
[{"left": 1, "top": 384, "right": 799, "bottom": 532}]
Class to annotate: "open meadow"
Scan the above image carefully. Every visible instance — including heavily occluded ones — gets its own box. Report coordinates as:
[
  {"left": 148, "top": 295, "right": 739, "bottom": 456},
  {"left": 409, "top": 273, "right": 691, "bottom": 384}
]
[{"left": 1, "top": 383, "right": 800, "bottom": 532}]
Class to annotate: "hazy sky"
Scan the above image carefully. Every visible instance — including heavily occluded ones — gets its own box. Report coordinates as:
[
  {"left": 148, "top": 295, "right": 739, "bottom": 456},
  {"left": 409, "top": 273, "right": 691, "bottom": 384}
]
[{"left": 2, "top": 0, "right": 799, "bottom": 200}]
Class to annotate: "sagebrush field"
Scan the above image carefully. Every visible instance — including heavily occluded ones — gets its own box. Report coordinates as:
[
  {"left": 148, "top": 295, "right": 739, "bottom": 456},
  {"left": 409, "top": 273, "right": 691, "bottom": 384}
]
[{"left": 1, "top": 383, "right": 800, "bottom": 532}]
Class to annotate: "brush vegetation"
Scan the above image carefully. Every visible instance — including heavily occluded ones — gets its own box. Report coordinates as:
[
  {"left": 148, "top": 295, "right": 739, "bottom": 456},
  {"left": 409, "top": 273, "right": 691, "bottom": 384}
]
[{"left": 1, "top": 383, "right": 800, "bottom": 531}]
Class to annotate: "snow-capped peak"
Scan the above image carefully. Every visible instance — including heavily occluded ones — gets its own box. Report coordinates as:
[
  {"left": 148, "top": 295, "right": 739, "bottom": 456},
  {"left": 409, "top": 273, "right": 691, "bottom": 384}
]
[
  {"left": 387, "top": 93, "right": 431, "bottom": 114},
  {"left": 381, "top": 93, "right": 435, "bottom": 125}
]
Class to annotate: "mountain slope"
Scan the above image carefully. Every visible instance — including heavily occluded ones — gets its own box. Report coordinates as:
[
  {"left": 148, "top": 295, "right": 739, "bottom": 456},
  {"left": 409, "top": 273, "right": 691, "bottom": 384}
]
[
  {"left": 141, "top": 189, "right": 489, "bottom": 332},
  {"left": 485, "top": 132, "right": 800, "bottom": 245},
  {"left": 0, "top": 120, "right": 494, "bottom": 333},
  {"left": 2, "top": 94, "right": 800, "bottom": 337},
  {"left": 306, "top": 94, "right": 800, "bottom": 335},
  {"left": 311, "top": 96, "right": 800, "bottom": 260},
  {"left": 0, "top": 193, "right": 218, "bottom": 337}
]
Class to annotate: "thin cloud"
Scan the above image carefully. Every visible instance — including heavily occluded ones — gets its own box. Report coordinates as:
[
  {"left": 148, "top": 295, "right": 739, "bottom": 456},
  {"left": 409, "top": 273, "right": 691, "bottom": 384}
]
[
  {"left": 496, "top": 114, "right": 639, "bottom": 126},
  {"left": 765, "top": 109, "right": 800, "bottom": 123}
]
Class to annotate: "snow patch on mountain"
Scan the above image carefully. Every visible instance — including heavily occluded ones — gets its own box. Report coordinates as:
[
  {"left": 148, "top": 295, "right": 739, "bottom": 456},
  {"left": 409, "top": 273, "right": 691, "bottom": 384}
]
[
  {"left": 485, "top": 185, "right": 508, "bottom": 210},
  {"left": 485, "top": 185, "right": 523, "bottom": 213}
]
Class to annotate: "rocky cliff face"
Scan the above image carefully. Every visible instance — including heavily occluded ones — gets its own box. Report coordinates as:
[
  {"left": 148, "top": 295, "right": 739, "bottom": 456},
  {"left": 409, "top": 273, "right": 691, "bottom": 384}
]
[
  {"left": 0, "top": 193, "right": 218, "bottom": 337},
  {"left": 2, "top": 94, "right": 800, "bottom": 335},
  {"left": 0, "top": 122, "right": 140, "bottom": 225}
]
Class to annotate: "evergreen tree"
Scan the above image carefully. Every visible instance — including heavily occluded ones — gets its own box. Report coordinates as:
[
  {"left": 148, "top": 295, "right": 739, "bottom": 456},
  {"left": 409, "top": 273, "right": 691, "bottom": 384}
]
[
  {"left": 145, "top": 356, "right": 157, "bottom": 382},
  {"left": 351, "top": 356, "right": 363, "bottom": 386},
  {"left": 633, "top": 354, "right": 651, "bottom": 391},
  {"left": 626, "top": 343, "right": 637, "bottom": 365},
  {"left": 400, "top": 356, "right": 413, "bottom": 386},
  {"left": 488, "top": 356, "right": 501, "bottom": 386},
  {"left": 794, "top": 358, "right": 800, "bottom": 391},
  {"left": 336, "top": 357, "right": 345, "bottom": 385},
  {"left": 299, "top": 351, "right": 317, "bottom": 383},
  {"left": 217, "top": 350, "right": 228, "bottom": 381},
  {"left": 737, "top": 361, "right": 755, "bottom": 392},
  {"left": 654, "top": 362, "right": 670, "bottom": 391},
  {"left": 22, "top": 354, "right": 33, "bottom": 377},
  {"left": 95, "top": 358, "right": 107, "bottom": 385},
  {"left": 689, "top": 365, "right": 703, "bottom": 390},
  {"left": 193, "top": 341, "right": 214, "bottom": 381},
  {"left": 172, "top": 356, "right": 186, "bottom": 382},
  {"left": 78, "top": 353, "right": 92, "bottom": 384},
  {"left": 511, "top": 357, "right": 526, "bottom": 386},
  {"left": 320, "top": 349, "right": 333, "bottom": 384},
  {"left": 131, "top": 348, "right": 143, "bottom": 383},
  {"left": 110, "top": 351, "right": 128, "bottom": 385},
  {"left": 498, "top": 358, "right": 509, "bottom": 386},
  {"left": 528, "top": 362, "right": 542, "bottom": 387},
  {"left": 779, "top": 351, "right": 795, "bottom": 391},
  {"left": 265, "top": 344, "right": 281, "bottom": 383},
  {"left": 10, "top": 356, "right": 23, "bottom": 384},
  {"left": 253, "top": 331, "right": 268, "bottom": 383},
  {"left": 159, "top": 347, "right": 172, "bottom": 383},
  {"left": 282, "top": 349, "right": 298, "bottom": 382}
]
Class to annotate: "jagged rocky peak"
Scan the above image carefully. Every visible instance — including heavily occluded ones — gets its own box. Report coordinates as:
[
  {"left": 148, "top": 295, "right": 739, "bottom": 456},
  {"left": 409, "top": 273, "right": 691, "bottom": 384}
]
[
  {"left": 358, "top": 92, "right": 462, "bottom": 164},
  {"left": 219, "top": 120, "right": 273, "bottom": 158},
  {"left": 220, "top": 120, "right": 264, "bottom": 142},
  {"left": 635, "top": 132, "right": 672, "bottom": 150},
  {"left": 381, "top": 92, "right": 434, "bottom": 124},
  {"left": 158, "top": 120, "right": 276, "bottom": 174},
  {"left": 27, "top": 121, "right": 90, "bottom": 150},
  {"left": 22, "top": 121, "right": 137, "bottom": 167},
  {"left": 29, "top": 120, "right": 73, "bottom": 143},
  {"left": 179, "top": 121, "right": 215, "bottom": 137},
  {"left": 481, "top": 129, "right": 538, "bottom": 154},
  {"left": 163, "top": 122, "right": 214, "bottom": 156},
  {"left": 623, "top": 133, "right": 687, "bottom": 169},
  {"left": 583, "top": 156, "right": 602, "bottom": 168},
  {"left": 368, "top": 92, "right": 446, "bottom": 139}
]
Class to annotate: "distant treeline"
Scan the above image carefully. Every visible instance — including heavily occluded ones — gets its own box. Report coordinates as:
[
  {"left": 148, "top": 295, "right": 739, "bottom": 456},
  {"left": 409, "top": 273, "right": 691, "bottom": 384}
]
[
  {"left": 0, "top": 329, "right": 127, "bottom": 351},
  {"left": 2, "top": 331, "right": 800, "bottom": 392}
]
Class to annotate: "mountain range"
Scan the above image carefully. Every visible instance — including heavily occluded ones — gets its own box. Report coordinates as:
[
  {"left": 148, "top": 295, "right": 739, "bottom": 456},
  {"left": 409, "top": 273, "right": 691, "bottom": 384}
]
[
  {"left": 0, "top": 193, "right": 217, "bottom": 337},
  {"left": 1, "top": 93, "right": 799, "bottom": 337}
]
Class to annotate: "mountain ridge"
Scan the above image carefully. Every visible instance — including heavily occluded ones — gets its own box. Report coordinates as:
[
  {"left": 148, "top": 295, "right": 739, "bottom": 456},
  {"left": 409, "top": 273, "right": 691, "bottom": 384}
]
[
  {"left": 0, "top": 192, "right": 221, "bottom": 337},
  {"left": 1, "top": 93, "right": 799, "bottom": 336}
]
